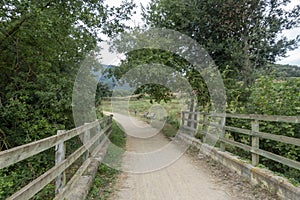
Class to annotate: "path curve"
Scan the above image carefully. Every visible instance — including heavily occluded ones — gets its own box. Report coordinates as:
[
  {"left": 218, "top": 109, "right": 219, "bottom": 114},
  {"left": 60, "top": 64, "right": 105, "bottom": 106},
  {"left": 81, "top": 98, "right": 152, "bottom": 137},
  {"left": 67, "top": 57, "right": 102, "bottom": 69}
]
[{"left": 110, "top": 113, "right": 233, "bottom": 200}]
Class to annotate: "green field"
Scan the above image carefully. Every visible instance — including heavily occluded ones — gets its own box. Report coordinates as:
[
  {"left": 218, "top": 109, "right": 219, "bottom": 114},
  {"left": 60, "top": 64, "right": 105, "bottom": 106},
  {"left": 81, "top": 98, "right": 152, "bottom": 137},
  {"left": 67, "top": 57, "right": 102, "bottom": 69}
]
[{"left": 101, "top": 97, "right": 189, "bottom": 138}]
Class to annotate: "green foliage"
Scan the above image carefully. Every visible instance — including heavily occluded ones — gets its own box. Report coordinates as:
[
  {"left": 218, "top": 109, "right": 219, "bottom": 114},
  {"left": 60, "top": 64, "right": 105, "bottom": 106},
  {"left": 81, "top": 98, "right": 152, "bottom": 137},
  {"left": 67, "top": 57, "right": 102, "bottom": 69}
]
[
  {"left": 144, "top": 0, "right": 300, "bottom": 85},
  {"left": 109, "top": 121, "right": 126, "bottom": 148},
  {"left": 0, "top": 0, "right": 135, "bottom": 198},
  {"left": 266, "top": 64, "right": 300, "bottom": 78},
  {"left": 226, "top": 75, "right": 300, "bottom": 184},
  {"left": 0, "top": 0, "right": 135, "bottom": 149},
  {"left": 161, "top": 123, "right": 178, "bottom": 138},
  {"left": 86, "top": 164, "right": 119, "bottom": 200},
  {"left": 0, "top": 148, "right": 55, "bottom": 199},
  {"left": 87, "top": 119, "right": 126, "bottom": 200},
  {"left": 246, "top": 76, "right": 300, "bottom": 182},
  {"left": 110, "top": 42, "right": 210, "bottom": 106},
  {"left": 95, "top": 82, "right": 113, "bottom": 107}
]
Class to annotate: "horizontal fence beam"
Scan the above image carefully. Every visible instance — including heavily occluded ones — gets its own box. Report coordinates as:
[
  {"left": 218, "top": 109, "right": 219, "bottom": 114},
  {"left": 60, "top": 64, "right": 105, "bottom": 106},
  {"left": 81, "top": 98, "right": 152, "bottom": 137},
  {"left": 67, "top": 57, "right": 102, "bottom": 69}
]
[
  {"left": 182, "top": 111, "right": 300, "bottom": 123},
  {"left": 196, "top": 114, "right": 300, "bottom": 147},
  {"left": 181, "top": 111, "right": 300, "bottom": 172},
  {"left": 7, "top": 124, "right": 111, "bottom": 200},
  {"left": 252, "top": 149, "right": 300, "bottom": 171},
  {"left": 220, "top": 138, "right": 252, "bottom": 152},
  {"left": 252, "top": 131, "right": 300, "bottom": 147},
  {"left": 0, "top": 119, "right": 106, "bottom": 169},
  {"left": 54, "top": 130, "right": 112, "bottom": 200}
]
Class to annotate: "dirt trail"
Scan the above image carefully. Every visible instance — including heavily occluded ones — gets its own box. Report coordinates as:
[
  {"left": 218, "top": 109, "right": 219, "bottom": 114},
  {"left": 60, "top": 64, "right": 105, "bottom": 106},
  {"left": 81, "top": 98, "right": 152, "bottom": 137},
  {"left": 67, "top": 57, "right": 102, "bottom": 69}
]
[{"left": 109, "top": 113, "right": 277, "bottom": 200}]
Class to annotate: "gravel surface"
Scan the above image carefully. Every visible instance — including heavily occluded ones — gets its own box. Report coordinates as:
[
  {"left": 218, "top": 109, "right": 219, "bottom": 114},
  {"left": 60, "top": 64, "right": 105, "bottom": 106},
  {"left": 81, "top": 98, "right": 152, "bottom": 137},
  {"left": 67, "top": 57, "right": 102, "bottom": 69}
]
[
  {"left": 188, "top": 148, "right": 279, "bottom": 200},
  {"left": 109, "top": 113, "right": 279, "bottom": 200}
]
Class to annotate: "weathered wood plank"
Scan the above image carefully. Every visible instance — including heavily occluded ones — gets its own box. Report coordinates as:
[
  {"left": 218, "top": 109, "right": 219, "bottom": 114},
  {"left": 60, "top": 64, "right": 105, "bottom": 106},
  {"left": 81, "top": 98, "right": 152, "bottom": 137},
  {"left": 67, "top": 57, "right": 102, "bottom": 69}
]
[
  {"left": 0, "top": 119, "right": 105, "bottom": 169},
  {"left": 219, "top": 117, "right": 226, "bottom": 152},
  {"left": 55, "top": 130, "right": 66, "bottom": 195},
  {"left": 54, "top": 158, "right": 93, "bottom": 200},
  {"left": 251, "top": 120, "right": 260, "bottom": 166},
  {"left": 252, "top": 131, "right": 300, "bottom": 147},
  {"left": 225, "top": 114, "right": 300, "bottom": 123},
  {"left": 181, "top": 125, "right": 197, "bottom": 132},
  {"left": 220, "top": 138, "right": 252, "bottom": 152},
  {"left": 202, "top": 114, "right": 208, "bottom": 143},
  {"left": 54, "top": 129, "right": 112, "bottom": 200},
  {"left": 182, "top": 111, "right": 300, "bottom": 171},
  {"left": 83, "top": 123, "right": 91, "bottom": 161},
  {"left": 224, "top": 126, "right": 252, "bottom": 136},
  {"left": 252, "top": 149, "right": 300, "bottom": 171},
  {"left": 222, "top": 126, "right": 300, "bottom": 147},
  {"left": 195, "top": 112, "right": 300, "bottom": 123},
  {"left": 207, "top": 122, "right": 222, "bottom": 128},
  {"left": 7, "top": 125, "right": 110, "bottom": 200},
  {"left": 193, "top": 112, "right": 198, "bottom": 129},
  {"left": 184, "top": 119, "right": 199, "bottom": 124}
]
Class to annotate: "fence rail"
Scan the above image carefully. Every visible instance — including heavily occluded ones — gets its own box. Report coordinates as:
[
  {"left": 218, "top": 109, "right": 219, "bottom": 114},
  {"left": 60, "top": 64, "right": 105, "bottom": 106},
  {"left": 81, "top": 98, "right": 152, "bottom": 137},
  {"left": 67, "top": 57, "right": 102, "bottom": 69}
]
[
  {"left": 0, "top": 115, "right": 113, "bottom": 200},
  {"left": 181, "top": 111, "right": 300, "bottom": 170}
]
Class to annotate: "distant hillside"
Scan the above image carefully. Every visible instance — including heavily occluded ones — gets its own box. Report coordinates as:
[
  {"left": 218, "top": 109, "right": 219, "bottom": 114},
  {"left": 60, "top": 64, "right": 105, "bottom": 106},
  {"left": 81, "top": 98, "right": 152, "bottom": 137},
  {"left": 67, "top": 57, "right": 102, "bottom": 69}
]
[
  {"left": 94, "top": 65, "right": 116, "bottom": 89},
  {"left": 269, "top": 64, "right": 300, "bottom": 78},
  {"left": 95, "top": 65, "right": 132, "bottom": 92}
]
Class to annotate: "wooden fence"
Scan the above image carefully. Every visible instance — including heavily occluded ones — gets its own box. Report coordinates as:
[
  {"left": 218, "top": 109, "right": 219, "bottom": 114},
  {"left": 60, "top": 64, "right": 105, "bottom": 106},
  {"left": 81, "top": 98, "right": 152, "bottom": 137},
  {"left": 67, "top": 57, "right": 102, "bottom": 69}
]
[
  {"left": 0, "top": 115, "right": 113, "bottom": 200},
  {"left": 181, "top": 111, "right": 300, "bottom": 170}
]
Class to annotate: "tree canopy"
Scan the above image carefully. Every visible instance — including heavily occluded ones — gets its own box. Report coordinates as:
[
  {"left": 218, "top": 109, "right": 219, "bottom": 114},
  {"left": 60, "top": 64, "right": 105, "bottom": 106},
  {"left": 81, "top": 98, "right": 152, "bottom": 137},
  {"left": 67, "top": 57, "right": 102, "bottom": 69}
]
[
  {"left": 143, "top": 0, "right": 300, "bottom": 85},
  {"left": 0, "top": 0, "right": 134, "bottom": 148}
]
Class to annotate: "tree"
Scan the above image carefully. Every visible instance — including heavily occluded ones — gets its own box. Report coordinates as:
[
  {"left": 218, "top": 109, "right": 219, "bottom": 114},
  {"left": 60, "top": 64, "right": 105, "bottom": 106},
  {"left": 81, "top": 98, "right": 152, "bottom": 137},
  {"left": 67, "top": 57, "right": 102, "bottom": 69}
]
[
  {"left": 0, "top": 1, "right": 134, "bottom": 197},
  {"left": 110, "top": 35, "right": 211, "bottom": 107},
  {"left": 95, "top": 82, "right": 112, "bottom": 106},
  {"left": 144, "top": 0, "right": 300, "bottom": 86},
  {"left": 0, "top": 0, "right": 134, "bottom": 149}
]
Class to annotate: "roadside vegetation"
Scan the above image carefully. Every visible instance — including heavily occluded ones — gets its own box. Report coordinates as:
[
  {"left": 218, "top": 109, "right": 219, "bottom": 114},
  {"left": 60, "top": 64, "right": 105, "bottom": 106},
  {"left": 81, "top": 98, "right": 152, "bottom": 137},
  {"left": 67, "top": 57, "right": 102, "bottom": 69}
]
[
  {"left": 87, "top": 120, "right": 126, "bottom": 200},
  {"left": 1, "top": 0, "right": 300, "bottom": 198}
]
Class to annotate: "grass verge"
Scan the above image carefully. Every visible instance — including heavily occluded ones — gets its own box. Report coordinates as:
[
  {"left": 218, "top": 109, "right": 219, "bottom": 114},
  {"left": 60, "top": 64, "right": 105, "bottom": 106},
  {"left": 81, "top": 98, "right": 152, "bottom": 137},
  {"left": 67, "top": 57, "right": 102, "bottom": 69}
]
[{"left": 86, "top": 120, "right": 126, "bottom": 200}]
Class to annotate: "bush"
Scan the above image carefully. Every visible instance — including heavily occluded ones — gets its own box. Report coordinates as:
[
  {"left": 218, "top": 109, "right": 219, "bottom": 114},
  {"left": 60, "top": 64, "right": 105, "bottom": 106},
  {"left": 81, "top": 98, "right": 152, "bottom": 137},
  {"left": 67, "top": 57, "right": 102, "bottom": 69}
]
[{"left": 227, "top": 76, "right": 300, "bottom": 184}]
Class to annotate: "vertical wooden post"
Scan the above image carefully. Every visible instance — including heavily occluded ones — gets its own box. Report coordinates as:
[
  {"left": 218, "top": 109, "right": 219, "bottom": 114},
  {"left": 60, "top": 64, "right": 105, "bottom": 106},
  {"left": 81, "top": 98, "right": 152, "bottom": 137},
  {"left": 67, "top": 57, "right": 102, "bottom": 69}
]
[
  {"left": 182, "top": 112, "right": 185, "bottom": 127},
  {"left": 251, "top": 120, "right": 260, "bottom": 166},
  {"left": 193, "top": 112, "right": 198, "bottom": 129},
  {"left": 187, "top": 98, "right": 194, "bottom": 127},
  {"left": 109, "top": 114, "right": 113, "bottom": 133},
  {"left": 55, "top": 130, "right": 66, "bottom": 195},
  {"left": 95, "top": 121, "right": 101, "bottom": 146},
  {"left": 110, "top": 114, "right": 113, "bottom": 123},
  {"left": 219, "top": 116, "right": 226, "bottom": 152},
  {"left": 83, "top": 123, "right": 90, "bottom": 161},
  {"left": 202, "top": 114, "right": 208, "bottom": 143}
]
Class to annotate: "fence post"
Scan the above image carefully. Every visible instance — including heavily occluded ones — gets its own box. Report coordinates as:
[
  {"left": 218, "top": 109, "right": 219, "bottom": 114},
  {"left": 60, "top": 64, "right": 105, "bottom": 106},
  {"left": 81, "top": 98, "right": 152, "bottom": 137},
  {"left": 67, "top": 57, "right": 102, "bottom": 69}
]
[
  {"left": 95, "top": 120, "right": 101, "bottom": 146},
  {"left": 109, "top": 114, "right": 113, "bottom": 132},
  {"left": 202, "top": 114, "right": 208, "bottom": 143},
  {"left": 83, "top": 123, "right": 90, "bottom": 161},
  {"left": 193, "top": 112, "right": 198, "bottom": 130},
  {"left": 182, "top": 112, "right": 185, "bottom": 127},
  {"left": 110, "top": 114, "right": 113, "bottom": 123},
  {"left": 55, "top": 130, "right": 66, "bottom": 195},
  {"left": 187, "top": 98, "right": 194, "bottom": 127},
  {"left": 251, "top": 120, "right": 260, "bottom": 166},
  {"left": 219, "top": 116, "right": 226, "bottom": 152}
]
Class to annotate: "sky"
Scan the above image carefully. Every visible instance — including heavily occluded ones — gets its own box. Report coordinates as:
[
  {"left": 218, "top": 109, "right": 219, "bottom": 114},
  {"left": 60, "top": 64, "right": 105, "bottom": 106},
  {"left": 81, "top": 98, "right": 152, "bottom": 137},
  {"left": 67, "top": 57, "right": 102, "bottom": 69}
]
[{"left": 103, "top": 0, "right": 300, "bottom": 66}]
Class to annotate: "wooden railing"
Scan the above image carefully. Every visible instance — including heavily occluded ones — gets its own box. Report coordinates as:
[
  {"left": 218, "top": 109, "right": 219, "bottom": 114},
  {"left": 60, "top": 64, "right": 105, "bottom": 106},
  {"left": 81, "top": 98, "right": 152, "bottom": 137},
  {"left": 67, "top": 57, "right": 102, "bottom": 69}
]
[
  {"left": 0, "top": 115, "right": 113, "bottom": 200},
  {"left": 181, "top": 111, "right": 300, "bottom": 170}
]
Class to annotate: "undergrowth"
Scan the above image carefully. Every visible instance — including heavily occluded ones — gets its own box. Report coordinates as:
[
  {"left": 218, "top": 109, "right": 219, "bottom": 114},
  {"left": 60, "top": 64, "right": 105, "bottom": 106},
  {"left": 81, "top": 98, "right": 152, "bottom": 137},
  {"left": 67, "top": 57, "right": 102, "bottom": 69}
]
[{"left": 87, "top": 120, "right": 126, "bottom": 200}]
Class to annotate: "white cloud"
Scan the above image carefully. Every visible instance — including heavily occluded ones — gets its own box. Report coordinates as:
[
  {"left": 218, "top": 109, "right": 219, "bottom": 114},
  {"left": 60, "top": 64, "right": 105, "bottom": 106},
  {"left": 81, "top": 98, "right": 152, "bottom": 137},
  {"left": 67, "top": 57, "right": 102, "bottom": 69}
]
[
  {"left": 276, "top": 0, "right": 300, "bottom": 66},
  {"left": 277, "top": 48, "right": 300, "bottom": 66},
  {"left": 100, "top": 0, "right": 150, "bottom": 65}
]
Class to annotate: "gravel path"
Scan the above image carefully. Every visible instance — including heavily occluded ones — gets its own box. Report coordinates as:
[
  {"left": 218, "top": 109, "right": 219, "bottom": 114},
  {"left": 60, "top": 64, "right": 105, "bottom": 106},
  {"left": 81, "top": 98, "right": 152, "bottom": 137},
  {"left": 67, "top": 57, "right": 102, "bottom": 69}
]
[{"left": 109, "top": 113, "right": 278, "bottom": 200}]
